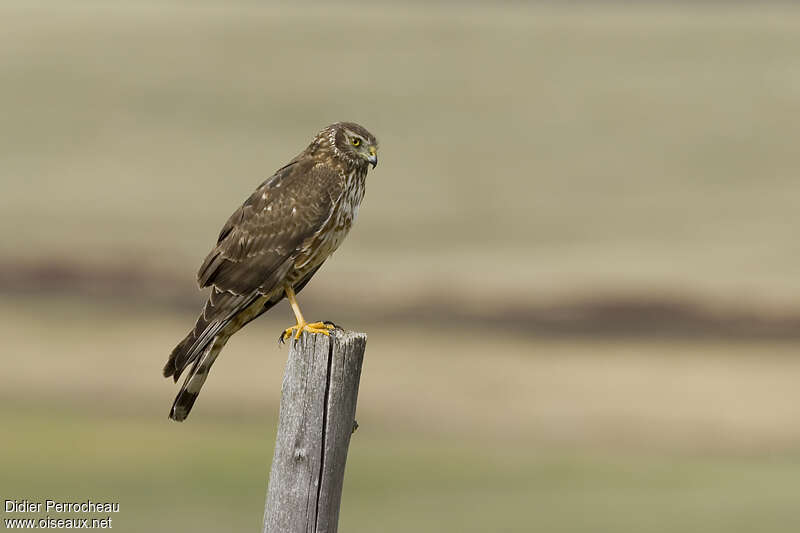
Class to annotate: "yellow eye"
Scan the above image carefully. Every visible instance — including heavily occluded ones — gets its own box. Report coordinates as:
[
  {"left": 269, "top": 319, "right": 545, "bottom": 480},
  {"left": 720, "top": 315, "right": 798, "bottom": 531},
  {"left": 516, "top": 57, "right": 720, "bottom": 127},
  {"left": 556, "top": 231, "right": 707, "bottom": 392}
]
[{"left": 351, "top": 138, "right": 361, "bottom": 147}]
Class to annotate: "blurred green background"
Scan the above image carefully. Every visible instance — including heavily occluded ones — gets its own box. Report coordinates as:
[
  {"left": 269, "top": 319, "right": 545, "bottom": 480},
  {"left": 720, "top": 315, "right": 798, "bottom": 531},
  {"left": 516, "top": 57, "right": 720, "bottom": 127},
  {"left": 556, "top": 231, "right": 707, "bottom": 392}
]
[{"left": 2, "top": 2, "right": 800, "bottom": 532}]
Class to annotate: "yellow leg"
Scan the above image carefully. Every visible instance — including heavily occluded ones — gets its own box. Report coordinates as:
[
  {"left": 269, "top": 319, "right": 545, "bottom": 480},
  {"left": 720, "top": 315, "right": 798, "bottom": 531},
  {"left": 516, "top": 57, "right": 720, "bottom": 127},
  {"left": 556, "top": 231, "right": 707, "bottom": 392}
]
[{"left": 282, "top": 285, "right": 335, "bottom": 341}]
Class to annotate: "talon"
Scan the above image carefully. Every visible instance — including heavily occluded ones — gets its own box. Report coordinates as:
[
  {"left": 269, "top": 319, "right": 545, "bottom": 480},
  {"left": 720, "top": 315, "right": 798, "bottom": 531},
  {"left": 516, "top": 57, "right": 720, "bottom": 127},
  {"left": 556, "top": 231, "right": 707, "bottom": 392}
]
[
  {"left": 280, "top": 321, "right": 335, "bottom": 342},
  {"left": 322, "top": 320, "right": 342, "bottom": 330}
]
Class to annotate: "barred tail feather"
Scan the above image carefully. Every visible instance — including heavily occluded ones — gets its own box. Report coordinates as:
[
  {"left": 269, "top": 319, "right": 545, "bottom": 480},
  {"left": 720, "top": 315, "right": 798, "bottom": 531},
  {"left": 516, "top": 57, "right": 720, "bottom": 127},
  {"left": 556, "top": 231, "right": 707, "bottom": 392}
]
[
  {"left": 169, "top": 335, "right": 228, "bottom": 422},
  {"left": 163, "top": 332, "right": 195, "bottom": 381},
  {"left": 163, "top": 289, "right": 260, "bottom": 383},
  {"left": 163, "top": 290, "right": 278, "bottom": 422}
]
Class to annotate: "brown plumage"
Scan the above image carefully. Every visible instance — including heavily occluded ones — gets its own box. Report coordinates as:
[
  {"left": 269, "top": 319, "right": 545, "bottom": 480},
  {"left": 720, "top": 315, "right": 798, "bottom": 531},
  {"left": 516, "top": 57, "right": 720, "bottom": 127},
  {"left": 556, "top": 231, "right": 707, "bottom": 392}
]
[{"left": 164, "top": 122, "right": 378, "bottom": 421}]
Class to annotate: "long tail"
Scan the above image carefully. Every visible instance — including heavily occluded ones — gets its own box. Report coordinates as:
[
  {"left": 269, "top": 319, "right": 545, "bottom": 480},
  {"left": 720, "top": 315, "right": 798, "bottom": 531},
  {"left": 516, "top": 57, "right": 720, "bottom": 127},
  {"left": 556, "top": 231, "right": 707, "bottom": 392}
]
[
  {"left": 163, "top": 289, "right": 249, "bottom": 381},
  {"left": 168, "top": 334, "right": 229, "bottom": 421},
  {"left": 163, "top": 288, "right": 279, "bottom": 422},
  {"left": 164, "top": 267, "right": 323, "bottom": 422}
]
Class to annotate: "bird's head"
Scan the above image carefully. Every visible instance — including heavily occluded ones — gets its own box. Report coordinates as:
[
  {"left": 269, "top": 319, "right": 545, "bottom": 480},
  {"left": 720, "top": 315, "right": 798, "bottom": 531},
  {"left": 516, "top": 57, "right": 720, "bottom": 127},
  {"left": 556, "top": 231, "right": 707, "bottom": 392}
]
[{"left": 323, "top": 122, "right": 379, "bottom": 169}]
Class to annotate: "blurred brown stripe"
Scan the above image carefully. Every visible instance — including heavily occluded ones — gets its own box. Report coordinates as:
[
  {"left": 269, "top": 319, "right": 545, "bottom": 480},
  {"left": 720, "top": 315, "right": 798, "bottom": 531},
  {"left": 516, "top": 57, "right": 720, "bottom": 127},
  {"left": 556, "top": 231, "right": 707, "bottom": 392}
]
[{"left": 2, "top": 259, "right": 800, "bottom": 341}]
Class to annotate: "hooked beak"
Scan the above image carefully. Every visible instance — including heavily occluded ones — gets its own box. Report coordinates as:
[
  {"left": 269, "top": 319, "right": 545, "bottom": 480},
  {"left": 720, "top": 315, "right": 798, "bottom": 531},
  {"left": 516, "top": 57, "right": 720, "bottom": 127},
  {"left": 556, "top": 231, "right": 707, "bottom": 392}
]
[{"left": 368, "top": 146, "right": 378, "bottom": 168}]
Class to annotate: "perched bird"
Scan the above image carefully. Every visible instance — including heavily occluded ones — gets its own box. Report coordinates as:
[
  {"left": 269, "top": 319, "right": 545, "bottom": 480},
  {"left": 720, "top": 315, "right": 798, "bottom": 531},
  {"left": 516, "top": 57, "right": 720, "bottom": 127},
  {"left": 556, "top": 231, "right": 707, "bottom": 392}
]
[{"left": 163, "top": 122, "right": 378, "bottom": 421}]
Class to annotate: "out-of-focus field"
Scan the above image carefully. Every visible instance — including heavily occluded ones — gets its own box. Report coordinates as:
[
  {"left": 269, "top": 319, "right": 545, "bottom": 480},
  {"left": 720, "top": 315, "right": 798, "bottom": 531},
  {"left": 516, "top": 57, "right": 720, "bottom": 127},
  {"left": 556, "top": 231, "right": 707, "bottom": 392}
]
[
  {"left": 2, "top": 2, "right": 800, "bottom": 306},
  {"left": 3, "top": 2, "right": 800, "bottom": 532},
  {"left": 3, "top": 297, "right": 800, "bottom": 532}
]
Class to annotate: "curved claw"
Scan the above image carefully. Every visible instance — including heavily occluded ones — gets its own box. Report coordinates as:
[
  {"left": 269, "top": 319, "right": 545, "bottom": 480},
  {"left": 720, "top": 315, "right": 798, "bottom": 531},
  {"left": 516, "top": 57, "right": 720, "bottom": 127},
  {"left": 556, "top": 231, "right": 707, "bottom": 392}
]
[{"left": 279, "top": 321, "right": 336, "bottom": 343}]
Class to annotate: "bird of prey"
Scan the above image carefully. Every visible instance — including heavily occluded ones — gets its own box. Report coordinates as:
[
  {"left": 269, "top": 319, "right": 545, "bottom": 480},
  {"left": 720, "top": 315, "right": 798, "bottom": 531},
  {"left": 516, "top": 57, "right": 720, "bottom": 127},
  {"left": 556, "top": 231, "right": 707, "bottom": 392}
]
[{"left": 163, "top": 122, "right": 378, "bottom": 421}]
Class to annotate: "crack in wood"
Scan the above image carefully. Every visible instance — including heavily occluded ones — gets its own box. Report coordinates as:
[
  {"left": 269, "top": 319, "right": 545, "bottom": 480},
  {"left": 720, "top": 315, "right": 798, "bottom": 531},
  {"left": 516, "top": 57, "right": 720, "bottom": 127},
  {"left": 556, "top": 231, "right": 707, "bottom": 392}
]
[{"left": 313, "top": 337, "right": 334, "bottom": 531}]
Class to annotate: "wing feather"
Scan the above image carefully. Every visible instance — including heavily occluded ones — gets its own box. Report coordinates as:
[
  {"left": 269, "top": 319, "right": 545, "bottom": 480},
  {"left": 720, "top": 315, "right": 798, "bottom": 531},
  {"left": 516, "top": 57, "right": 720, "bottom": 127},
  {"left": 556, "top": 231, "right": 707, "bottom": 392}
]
[{"left": 197, "top": 157, "right": 344, "bottom": 296}]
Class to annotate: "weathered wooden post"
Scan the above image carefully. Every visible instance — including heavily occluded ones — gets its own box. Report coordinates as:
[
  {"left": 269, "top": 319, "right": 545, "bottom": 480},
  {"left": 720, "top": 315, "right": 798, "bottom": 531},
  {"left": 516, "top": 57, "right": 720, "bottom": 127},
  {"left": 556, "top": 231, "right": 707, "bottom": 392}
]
[{"left": 262, "top": 330, "right": 367, "bottom": 533}]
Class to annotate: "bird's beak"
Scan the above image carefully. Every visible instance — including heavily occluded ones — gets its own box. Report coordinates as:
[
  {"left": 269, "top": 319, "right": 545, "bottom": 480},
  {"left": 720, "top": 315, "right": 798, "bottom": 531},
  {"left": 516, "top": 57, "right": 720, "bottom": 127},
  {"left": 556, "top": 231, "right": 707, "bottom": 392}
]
[{"left": 368, "top": 146, "right": 378, "bottom": 168}]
